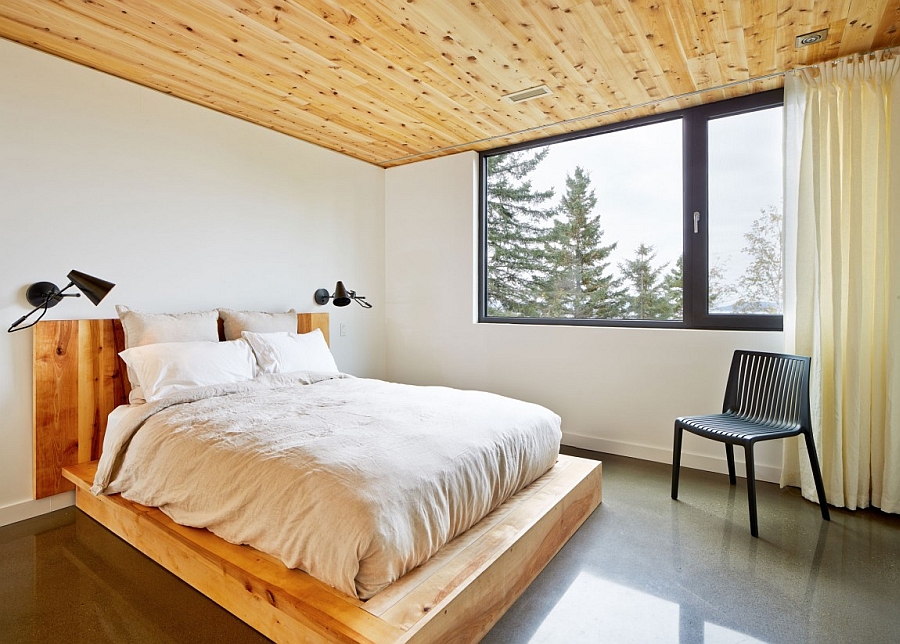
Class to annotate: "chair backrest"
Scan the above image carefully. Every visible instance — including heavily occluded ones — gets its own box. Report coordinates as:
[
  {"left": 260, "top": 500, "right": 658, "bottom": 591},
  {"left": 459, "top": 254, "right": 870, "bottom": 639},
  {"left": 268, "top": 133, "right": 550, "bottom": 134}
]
[{"left": 723, "top": 351, "right": 811, "bottom": 431}]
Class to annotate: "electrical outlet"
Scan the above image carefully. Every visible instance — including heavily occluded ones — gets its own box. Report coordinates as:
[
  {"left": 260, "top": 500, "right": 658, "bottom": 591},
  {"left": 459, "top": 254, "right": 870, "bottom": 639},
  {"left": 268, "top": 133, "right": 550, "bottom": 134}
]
[{"left": 339, "top": 323, "right": 347, "bottom": 337}]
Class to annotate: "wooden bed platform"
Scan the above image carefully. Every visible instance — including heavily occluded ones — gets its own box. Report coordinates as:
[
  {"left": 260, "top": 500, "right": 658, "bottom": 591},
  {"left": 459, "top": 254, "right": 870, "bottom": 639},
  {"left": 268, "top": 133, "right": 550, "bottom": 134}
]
[{"left": 35, "top": 316, "right": 602, "bottom": 644}]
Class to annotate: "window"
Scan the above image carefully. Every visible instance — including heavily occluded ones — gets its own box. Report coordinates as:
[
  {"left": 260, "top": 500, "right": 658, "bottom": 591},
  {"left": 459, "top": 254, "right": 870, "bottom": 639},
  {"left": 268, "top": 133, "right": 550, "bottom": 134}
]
[{"left": 479, "top": 90, "right": 784, "bottom": 330}]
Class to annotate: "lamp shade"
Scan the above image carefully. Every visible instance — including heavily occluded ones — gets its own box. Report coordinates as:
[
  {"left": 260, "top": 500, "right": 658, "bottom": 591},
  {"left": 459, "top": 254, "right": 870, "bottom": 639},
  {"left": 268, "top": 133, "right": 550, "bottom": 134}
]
[
  {"left": 332, "top": 281, "right": 351, "bottom": 307},
  {"left": 67, "top": 270, "right": 115, "bottom": 305}
]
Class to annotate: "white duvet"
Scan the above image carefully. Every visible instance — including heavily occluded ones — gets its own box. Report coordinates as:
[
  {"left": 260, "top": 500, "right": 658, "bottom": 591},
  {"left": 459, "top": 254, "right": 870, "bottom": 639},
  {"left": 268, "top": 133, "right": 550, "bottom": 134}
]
[{"left": 93, "top": 373, "right": 561, "bottom": 599}]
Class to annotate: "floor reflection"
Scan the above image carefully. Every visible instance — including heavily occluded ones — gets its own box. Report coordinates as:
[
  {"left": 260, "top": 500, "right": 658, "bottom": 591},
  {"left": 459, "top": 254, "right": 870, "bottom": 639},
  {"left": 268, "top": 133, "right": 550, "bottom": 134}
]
[
  {"left": 530, "top": 571, "right": 680, "bottom": 643},
  {"left": 483, "top": 449, "right": 900, "bottom": 644},
  {"left": 526, "top": 569, "right": 774, "bottom": 644},
  {"left": 704, "top": 622, "right": 770, "bottom": 644}
]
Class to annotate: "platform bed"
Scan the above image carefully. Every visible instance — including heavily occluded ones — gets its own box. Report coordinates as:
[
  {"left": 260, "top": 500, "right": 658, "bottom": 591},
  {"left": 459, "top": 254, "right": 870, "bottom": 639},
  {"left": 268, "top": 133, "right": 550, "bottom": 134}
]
[{"left": 34, "top": 316, "right": 602, "bottom": 644}]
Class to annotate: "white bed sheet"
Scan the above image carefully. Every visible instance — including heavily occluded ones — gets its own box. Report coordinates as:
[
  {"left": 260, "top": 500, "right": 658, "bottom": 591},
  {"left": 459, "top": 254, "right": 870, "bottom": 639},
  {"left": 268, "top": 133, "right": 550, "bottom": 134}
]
[{"left": 93, "top": 373, "right": 561, "bottom": 599}]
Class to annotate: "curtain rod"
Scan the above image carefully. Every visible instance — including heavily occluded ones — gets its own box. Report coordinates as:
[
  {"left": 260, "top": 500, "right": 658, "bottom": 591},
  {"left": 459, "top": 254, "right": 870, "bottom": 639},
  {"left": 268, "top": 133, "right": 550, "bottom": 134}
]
[{"left": 380, "top": 46, "right": 897, "bottom": 167}]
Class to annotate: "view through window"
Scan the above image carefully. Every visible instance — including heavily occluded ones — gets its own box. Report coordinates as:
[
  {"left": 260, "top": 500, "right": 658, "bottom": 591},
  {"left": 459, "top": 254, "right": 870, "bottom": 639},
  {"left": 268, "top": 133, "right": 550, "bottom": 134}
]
[
  {"left": 708, "top": 107, "right": 784, "bottom": 315},
  {"left": 481, "top": 91, "right": 784, "bottom": 330}
]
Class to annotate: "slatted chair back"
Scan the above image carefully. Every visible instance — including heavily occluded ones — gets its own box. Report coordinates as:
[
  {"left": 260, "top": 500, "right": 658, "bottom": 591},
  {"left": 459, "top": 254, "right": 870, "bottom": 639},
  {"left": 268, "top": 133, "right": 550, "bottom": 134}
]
[{"left": 723, "top": 351, "right": 811, "bottom": 432}]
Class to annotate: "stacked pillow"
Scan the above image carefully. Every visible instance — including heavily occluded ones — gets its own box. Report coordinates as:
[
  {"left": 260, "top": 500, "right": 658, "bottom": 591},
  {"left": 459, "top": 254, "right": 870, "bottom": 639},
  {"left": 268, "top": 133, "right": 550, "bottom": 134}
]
[
  {"left": 218, "top": 308, "right": 298, "bottom": 340},
  {"left": 119, "top": 339, "right": 258, "bottom": 402},
  {"left": 117, "top": 306, "right": 221, "bottom": 403},
  {"left": 241, "top": 329, "right": 337, "bottom": 374},
  {"left": 116, "top": 307, "right": 339, "bottom": 403}
]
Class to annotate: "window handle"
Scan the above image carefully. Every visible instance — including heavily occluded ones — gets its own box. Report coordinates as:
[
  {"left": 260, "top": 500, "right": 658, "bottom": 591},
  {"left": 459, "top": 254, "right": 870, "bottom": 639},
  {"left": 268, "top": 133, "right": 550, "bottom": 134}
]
[{"left": 693, "top": 211, "right": 700, "bottom": 234}]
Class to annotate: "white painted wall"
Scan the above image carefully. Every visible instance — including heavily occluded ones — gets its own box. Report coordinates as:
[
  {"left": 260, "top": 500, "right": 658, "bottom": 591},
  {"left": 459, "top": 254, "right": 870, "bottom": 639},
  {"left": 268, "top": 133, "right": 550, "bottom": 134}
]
[
  {"left": 384, "top": 152, "right": 787, "bottom": 483},
  {"left": 0, "top": 40, "right": 385, "bottom": 524}
]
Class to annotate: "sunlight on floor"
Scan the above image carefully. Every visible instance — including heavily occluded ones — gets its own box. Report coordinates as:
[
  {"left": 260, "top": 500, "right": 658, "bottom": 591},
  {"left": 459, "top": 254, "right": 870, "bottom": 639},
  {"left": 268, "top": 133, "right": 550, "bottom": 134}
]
[
  {"left": 529, "top": 571, "right": 679, "bottom": 643},
  {"left": 528, "top": 570, "right": 772, "bottom": 644},
  {"left": 704, "top": 622, "right": 770, "bottom": 644}
]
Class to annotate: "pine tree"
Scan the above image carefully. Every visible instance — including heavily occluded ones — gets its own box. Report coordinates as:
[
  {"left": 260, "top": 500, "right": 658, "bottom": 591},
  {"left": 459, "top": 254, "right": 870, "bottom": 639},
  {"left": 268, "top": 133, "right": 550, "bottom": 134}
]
[
  {"left": 662, "top": 255, "right": 734, "bottom": 316},
  {"left": 733, "top": 204, "right": 783, "bottom": 314},
  {"left": 620, "top": 243, "right": 673, "bottom": 319},
  {"left": 541, "top": 167, "right": 624, "bottom": 318},
  {"left": 663, "top": 255, "right": 683, "bottom": 319},
  {"left": 485, "top": 148, "right": 556, "bottom": 317}
]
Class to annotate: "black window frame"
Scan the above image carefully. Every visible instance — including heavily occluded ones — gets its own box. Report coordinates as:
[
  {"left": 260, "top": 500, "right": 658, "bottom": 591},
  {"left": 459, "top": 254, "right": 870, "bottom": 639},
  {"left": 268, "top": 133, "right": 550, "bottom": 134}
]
[{"left": 478, "top": 89, "right": 784, "bottom": 331}]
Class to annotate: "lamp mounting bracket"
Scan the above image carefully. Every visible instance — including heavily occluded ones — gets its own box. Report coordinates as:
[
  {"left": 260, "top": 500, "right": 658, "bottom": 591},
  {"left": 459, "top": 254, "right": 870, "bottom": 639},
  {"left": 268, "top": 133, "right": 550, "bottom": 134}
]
[
  {"left": 313, "top": 288, "right": 331, "bottom": 305},
  {"left": 25, "top": 282, "right": 65, "bottom": 308}
]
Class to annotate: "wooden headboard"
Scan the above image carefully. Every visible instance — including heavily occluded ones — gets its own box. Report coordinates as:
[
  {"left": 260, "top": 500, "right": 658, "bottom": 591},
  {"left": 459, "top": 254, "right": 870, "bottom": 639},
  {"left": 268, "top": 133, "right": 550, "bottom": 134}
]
[{"left": 33, "top": 313, "right": 329, "bottom": 499}]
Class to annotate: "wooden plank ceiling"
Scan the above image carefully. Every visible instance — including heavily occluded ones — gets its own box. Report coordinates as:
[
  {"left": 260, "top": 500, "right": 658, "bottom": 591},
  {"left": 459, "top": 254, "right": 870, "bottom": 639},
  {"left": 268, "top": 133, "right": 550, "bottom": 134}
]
[{"left": 1, "top": 1, "right": 898, "bottom": 167}]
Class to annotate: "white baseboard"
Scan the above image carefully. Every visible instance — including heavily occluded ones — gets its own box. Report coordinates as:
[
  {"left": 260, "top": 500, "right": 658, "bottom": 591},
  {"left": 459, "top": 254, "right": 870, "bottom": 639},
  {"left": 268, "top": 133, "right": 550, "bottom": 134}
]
[
  {"left": 561, "top": 432, "right": 782, "bottom": 484},
  {"left": 0, "top": 491, "right": 75, "bottom": 528}
]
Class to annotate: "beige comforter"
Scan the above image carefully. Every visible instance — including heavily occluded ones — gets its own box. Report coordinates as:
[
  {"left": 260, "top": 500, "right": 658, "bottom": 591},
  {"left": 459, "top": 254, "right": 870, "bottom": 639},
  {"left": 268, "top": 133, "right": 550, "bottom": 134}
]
[{"left": 92, "top": 373, "right": 561, "bottom": 599}]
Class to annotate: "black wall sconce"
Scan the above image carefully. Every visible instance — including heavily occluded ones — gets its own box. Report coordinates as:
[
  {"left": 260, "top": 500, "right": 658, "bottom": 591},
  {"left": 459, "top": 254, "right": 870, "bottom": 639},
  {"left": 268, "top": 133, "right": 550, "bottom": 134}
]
[
  {"left": 8, "top": 269, "right": 116, "bottom": 333},
  {"left": 314, "top": 281, "right": 372, "bottom": 308}
]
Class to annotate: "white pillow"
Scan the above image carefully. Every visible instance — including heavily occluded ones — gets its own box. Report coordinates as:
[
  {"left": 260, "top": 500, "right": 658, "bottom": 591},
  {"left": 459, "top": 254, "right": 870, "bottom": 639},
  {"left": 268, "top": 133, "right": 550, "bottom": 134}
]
[
  {"left": 242, "top": 329, "right": 339, "bottom": 375},
  {"left": 116, "top": 305, "right": 220, "bottom": 403},
  {"left": 218, "top": 308, "right": 297, "bottom": 341},
  {"left": 119, "top": 339, "right": 257, "bottom": 402}
]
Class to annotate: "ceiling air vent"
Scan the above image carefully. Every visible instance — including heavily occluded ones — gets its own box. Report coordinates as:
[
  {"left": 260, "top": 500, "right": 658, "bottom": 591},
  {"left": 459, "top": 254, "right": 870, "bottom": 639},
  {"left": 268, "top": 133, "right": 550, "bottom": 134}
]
[
  {"left": 795, "top": 28, "right": 828, "bottom": 48},
  {"left": 503, "top": 85, "right": 553, "bottom": 104}
]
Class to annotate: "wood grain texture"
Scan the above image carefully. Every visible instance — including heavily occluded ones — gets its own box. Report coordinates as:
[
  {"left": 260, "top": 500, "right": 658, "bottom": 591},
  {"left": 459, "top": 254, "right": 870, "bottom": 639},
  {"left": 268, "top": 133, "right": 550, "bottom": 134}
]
[
  {"left": 33, "top": 319, "right": 126, "bottom": 498},
  {"left": 33, "top": 313, "right": 329, "bottom": 499},
  {"left": 393, "top": 457, "right": 602, "bottom": 644},
  {"left": 1, "top": 1, "right": 897, "bottom": 167},
  {"left": 62, "top": 455, "right": 601, "bottom": 643}
]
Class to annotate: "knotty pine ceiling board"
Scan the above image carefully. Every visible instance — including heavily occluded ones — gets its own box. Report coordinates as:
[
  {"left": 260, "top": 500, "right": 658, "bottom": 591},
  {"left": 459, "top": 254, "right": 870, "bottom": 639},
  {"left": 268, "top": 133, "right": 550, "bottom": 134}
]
[{"left": 1, "top": 0, "right": 898, "bottom": 168}]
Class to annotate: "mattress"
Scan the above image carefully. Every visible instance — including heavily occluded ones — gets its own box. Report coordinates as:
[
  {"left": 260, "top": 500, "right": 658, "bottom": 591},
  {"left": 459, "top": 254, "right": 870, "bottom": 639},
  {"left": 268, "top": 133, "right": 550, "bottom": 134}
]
[{"left": 92, "top": 373, "right": 561, "bottom": 599}]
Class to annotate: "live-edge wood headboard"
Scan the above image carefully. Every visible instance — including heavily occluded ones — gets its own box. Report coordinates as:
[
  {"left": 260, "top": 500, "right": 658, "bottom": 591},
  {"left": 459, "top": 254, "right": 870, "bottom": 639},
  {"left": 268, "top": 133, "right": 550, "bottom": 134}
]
[{"left": 33, "top": 313, "right": 329, "bottom": 499}]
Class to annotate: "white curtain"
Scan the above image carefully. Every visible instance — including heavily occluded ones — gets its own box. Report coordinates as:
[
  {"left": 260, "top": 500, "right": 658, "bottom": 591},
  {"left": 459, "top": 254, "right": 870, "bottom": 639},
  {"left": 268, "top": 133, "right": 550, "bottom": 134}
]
[{"left": 782, "top": 49, "right": 900, "bottom": 513}]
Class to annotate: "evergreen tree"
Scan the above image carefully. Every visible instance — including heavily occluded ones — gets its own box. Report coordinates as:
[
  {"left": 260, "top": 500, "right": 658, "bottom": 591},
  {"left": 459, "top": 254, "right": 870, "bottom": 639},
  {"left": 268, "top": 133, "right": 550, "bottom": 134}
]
[
  {"left": 663, "top": 255, "right": 734, "bottom": 316},
  {"left": 734, "top": 205, "right": 783, "bottom": 314},
  {"left": 541, "top": 167, "right": 624, "bottom": 318},
  {"left": 485, "top": 148, "right": 555, "bottom": 316},
  {"left": 663, "top": 255, "right": 683, "bottom": 319},
  {"left": 620, "top": 243, "right": 673, "bottom": 319}
]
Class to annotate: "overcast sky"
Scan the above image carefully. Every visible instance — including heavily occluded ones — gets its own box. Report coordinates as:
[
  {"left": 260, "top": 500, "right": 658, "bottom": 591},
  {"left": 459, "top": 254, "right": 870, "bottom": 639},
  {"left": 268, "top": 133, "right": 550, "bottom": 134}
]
[{"left": 526, "top": 107, "right": 783, "bottom": 287}]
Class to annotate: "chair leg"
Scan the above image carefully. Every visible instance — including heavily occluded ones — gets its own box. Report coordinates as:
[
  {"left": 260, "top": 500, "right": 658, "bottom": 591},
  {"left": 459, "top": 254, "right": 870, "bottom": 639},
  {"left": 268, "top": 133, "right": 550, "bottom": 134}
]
[
  {"left": 725, "top": 443, "right": 737, "bottom": 485},
  {"left": 671, "top": 425, "right": 683, "bottom": 500},
  {"left": 744, "top": 444, "right": 759, "bottom": 538},
  {"left": 803, "top": 431, "right": 831, "bottom": 521}
]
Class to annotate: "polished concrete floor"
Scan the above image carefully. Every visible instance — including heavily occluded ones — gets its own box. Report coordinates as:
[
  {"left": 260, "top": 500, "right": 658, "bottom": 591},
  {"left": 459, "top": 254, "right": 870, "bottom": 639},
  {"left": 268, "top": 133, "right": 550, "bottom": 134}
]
[{"left": 2, "top": 448, "right": 899, "bottom": 643}]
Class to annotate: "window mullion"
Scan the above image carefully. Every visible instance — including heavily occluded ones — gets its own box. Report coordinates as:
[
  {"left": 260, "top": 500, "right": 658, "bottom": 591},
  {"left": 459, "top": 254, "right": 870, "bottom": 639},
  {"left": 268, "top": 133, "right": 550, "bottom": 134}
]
[{"left": 682, "top": 110, "right": 709, "bottom": 326}]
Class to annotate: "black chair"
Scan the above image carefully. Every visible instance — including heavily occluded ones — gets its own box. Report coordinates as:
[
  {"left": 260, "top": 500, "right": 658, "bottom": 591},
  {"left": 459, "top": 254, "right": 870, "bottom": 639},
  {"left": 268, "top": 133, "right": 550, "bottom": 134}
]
[{"left": 671, "top": 350, "right": 830, "bottom": 537}]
